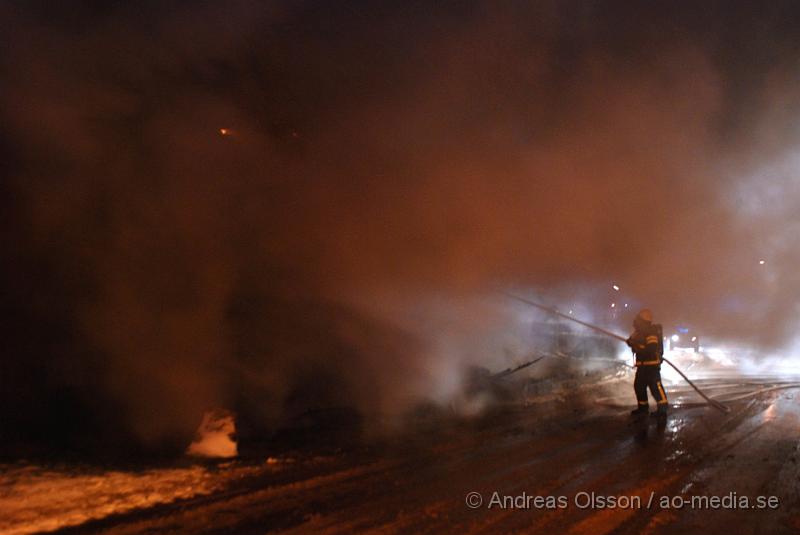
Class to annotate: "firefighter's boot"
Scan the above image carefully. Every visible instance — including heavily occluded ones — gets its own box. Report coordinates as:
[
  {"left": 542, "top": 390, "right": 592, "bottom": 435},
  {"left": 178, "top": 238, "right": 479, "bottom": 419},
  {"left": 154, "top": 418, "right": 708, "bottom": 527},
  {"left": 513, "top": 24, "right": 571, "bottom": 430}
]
[{"left": 651, "top": 404, "right": 668, "bottom": 418}]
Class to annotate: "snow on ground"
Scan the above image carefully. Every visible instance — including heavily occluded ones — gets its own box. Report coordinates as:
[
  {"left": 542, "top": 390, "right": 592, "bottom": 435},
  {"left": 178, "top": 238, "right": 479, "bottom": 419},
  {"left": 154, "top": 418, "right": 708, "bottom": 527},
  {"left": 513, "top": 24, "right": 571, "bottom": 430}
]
[{"left": 0, "top": 460, "right": 267, "bottom": 535}]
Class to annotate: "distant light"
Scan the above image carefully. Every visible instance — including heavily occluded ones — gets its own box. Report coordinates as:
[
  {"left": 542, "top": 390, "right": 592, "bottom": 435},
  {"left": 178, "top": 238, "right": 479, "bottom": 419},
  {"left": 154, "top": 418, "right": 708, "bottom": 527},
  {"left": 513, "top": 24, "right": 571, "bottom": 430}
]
[
  {"left": 568, "top": 309, "right": 573, "bottom": 315},
  {"left": 691, "top": 336, "right": 697, "bottom": 342},
  {"left": 671, "top": 334, "right": 680, "bottom": 342},
  {"left": 612, "top": 284, "right": 620, "bottom": 291},
  {"left": 219, "top": 128, "right": 230, "bottom": 135},
  {"left": 624, "top": 303, "right": 629, "bottom": 308},
  {"left": 759, "top": 259, "right": 765, "bottom": 265},
  {"left": 611, "top": 302, "right": 616, "bottom": 308}
]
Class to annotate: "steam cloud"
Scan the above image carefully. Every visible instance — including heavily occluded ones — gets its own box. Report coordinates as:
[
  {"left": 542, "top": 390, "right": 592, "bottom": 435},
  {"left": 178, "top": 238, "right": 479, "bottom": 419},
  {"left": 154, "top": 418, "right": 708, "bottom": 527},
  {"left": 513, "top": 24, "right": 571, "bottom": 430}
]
[{"left": 2, "top": 1, "right": 799, "bottom": 451}]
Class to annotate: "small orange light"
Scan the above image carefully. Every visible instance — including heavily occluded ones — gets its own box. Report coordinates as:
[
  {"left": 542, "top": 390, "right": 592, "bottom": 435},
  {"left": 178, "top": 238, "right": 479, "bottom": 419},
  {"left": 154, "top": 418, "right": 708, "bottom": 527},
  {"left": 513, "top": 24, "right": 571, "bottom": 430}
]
[{"left": 219, "top": 128, "right": 229, "bottom": 135}]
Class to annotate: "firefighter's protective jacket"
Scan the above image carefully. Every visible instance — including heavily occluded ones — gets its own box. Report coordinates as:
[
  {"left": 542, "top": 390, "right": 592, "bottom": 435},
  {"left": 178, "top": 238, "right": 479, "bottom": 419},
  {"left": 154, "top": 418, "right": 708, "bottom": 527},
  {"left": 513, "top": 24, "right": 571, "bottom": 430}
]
[{"left": 626, "top": 321, "right": 663, "bottom": 367}]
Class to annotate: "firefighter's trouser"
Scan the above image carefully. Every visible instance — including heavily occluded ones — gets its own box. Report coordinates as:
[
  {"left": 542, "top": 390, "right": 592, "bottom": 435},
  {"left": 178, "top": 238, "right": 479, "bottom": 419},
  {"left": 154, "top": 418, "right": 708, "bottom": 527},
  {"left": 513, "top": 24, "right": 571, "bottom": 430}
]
[{"left": 634, "top": 365, "right": 668, "bottom": 406}]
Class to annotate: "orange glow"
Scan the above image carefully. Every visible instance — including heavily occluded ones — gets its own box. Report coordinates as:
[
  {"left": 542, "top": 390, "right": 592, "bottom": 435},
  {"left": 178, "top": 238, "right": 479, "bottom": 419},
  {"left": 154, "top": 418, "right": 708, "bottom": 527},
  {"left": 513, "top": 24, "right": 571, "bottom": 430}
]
[{"left": 187, "top": 409, "right": 237, "bottom": 458}]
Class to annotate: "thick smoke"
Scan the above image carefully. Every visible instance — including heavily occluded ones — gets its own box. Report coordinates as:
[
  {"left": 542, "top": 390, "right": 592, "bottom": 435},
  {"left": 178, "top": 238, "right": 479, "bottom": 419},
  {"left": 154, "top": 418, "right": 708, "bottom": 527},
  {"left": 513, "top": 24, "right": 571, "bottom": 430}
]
[{"left": 2, "top": 1, "right": 800, "bottom": 451}]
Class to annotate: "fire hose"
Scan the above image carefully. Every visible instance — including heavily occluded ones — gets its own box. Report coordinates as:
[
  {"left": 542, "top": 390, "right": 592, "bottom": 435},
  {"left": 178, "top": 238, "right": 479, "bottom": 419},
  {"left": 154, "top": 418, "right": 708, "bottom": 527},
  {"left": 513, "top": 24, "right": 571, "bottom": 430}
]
[{"left": 499, "top": 290, "right": 731, "bottom": 413}]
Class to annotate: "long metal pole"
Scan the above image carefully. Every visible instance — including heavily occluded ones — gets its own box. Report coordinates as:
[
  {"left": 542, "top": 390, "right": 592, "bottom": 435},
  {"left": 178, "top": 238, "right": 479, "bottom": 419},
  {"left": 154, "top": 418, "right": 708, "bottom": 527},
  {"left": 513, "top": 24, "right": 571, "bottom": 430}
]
[{"left": 499, "top": 290, "right": 730, "bottom": 413}]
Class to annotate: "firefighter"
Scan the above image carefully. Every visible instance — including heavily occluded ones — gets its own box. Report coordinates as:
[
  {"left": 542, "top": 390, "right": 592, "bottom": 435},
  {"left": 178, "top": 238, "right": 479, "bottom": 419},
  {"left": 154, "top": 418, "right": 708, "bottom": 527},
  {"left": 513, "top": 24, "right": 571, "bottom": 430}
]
[{"left": 626, "top": 309, "right": 668, "bottom": 417}]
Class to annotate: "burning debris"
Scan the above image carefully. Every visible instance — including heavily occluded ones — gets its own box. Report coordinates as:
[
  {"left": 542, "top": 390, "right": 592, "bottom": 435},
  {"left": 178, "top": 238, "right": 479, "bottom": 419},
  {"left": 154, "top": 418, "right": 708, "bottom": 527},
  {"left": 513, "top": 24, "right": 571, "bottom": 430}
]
[{"left": 187, "top": 409, "right": 238, "bottom": 459}]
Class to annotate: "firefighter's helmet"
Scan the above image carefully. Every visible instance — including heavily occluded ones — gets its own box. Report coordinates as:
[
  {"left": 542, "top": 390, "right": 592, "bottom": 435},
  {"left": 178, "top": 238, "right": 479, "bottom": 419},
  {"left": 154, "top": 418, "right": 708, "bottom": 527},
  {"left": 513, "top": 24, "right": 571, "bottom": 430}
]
[{"left": 633, "top": 309, "right": 653, "bottom": 331}]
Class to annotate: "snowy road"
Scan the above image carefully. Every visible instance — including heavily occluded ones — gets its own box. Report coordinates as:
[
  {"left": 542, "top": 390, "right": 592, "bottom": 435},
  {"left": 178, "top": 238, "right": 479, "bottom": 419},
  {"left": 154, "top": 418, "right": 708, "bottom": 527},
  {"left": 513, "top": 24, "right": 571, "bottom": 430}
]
[{"left": 4, "top": 371, "right": 800, "bottom": 534}]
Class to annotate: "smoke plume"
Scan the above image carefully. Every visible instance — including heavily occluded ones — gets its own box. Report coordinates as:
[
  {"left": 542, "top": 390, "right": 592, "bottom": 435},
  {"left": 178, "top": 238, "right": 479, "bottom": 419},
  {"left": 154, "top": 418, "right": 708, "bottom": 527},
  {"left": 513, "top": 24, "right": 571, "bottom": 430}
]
[{"left": 2, "top": 1, "right": 800, "bottom": 451}]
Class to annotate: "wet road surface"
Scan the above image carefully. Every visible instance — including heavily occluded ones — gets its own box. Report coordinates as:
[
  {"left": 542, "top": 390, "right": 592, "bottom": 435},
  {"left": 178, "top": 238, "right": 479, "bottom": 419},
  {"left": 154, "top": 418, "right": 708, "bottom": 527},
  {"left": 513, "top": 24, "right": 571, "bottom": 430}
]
[{"left": 5, "top": 372, "right": 800, "bottom": 534}]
